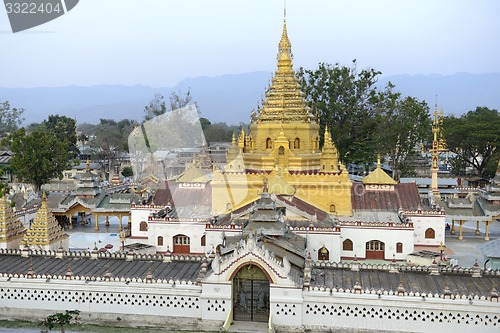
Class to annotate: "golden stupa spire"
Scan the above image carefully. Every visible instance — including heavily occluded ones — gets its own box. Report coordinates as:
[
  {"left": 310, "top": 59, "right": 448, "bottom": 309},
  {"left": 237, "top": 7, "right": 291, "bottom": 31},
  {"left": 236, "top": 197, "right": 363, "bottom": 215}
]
[
  {"left": 255, "top": 17, "right": 311, "bottom": 124},
  {"left": 320, "top": 126, "right": 339, "bottom": 173},
  {"left": 23, "top": 191, "right": 68, "bottom": 250},
  {"left": 0, "top": 187, "right": 25, "bottom": 246},
  {"left": 278, "top": 18, "right": 292, "bottom": 55}
]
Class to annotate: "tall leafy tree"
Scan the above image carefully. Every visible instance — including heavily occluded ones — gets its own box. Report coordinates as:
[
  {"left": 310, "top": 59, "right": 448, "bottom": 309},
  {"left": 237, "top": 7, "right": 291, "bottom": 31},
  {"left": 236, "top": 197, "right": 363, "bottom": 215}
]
[
  {"left": 42, "top": 115, "right": 78, "bottom": 156},
  {"left": 374, "top": 87, "right": 430, "bottom": 178},
  {"left": 297, "top": 60, "right": 430, "bottom": 172},
  {"left": 91, "top": 119, "right": 134, "bottom": 178},
  {"left": 297, "top": 61, "right": 383, "bottom": 163},
  {"left": 0, "top": 101, "right": 25, "bottom": 137},
  {"left": 143, "top": 89, "right": 197, "bottom": 122},
  {"left": 4, "top": 128, "right": 70, "bottom": 191},
  {"left": 442, "top": 107, "right": 500, "bottom": 178}
]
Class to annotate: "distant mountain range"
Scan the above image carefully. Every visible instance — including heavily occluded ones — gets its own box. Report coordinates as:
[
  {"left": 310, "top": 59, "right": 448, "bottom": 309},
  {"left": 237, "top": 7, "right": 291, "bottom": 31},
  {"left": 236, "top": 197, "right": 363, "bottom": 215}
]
[{"left": 1, "top": 72, "right": 499, "bottom": 126}]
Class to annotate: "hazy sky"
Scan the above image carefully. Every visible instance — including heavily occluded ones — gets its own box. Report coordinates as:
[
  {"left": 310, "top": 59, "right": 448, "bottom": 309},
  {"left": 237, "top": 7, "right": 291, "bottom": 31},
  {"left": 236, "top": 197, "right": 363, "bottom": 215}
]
[{"left": 1, "top": 0, "right": 499, "bottom": 88}]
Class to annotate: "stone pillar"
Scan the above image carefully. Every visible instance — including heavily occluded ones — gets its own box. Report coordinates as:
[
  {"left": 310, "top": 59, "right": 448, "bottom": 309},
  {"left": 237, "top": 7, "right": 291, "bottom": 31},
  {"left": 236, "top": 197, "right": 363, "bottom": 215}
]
[
  {"left": 118, "top": 214, "right": 123, "bottom": 232},
  {"left": 475, "top": 221, "right": 481, "bottom": 235},
  {"left": 458, "top": 220, "right": 464, "bottom": 240},
  {"left": 94, "top": 214, "right": 99, "bottom": 231},
  {"left": 67, "top": 214, "right": 72, "bottom": 230},
  {"left": 485, "top": 221, "right": 490, "bottom": 241},
  {"left": 105, "top": 215, "right": 110, "bottom": 227},
  {"left": 450, "top": 220, "right": 455, "bottom": 235}
]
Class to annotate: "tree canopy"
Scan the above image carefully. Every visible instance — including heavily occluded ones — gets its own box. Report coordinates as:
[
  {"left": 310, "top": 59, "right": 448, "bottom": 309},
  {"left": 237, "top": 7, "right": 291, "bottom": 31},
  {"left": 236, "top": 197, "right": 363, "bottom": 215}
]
[
  {"left": 442, "top": 106, "right": 500, "bottom": 178},
  {"left": 0, "top": 100, "right": 24, "bottom": 137},
  {"left": 43, "top": 115, "right": 78, "bottom": 157},
  {"left": 4, "top": 127, "right": 70, "bottom": 191},
  {"left": 143, "top": 89, "right": 197, "bottom": 122},
  {"left": 297, "top": 61, "right": 430, "bottom": 177},
  {"left": 39, "top": 309, "right": 80, "bottom": 333},
  {"left": 91, "top": 118, "right": 135, "bottom": 178}
]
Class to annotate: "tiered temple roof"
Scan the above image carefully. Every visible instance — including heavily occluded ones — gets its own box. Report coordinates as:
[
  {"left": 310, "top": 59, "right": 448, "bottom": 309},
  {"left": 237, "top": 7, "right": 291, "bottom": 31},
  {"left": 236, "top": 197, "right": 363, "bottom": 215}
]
[
  {"left": 0, "top": 192, "right": 25, "bottom": 246},
  {"left": 23, "top": 193, "right": 68, "bottom": 250},
  {"left": 255, "top": 20, "right": 313, "bottom": 124}
]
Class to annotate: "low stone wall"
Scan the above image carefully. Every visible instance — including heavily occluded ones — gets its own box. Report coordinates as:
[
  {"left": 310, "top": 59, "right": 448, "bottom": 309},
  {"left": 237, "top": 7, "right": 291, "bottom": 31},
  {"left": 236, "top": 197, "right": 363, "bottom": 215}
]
[{"left": 0, "top": 307, "right": 222, "bottom": 331}]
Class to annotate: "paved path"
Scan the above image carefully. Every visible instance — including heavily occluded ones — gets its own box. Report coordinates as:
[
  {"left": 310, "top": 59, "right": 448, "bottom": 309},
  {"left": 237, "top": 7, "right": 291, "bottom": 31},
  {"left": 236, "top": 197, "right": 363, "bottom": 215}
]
[
  {"left": 445, "top": 219, "right": 500, "bottom": 268},
  {"left": 228, "top": 321, "right": 268, "bottom": 332},
  {"left": 67, "top": 216, "right": 126, "bottom": 253}
]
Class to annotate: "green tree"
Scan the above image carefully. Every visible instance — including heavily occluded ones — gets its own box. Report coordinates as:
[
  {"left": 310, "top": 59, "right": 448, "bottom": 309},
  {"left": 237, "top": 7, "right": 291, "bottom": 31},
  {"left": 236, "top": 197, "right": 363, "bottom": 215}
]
[
  {"left": 297, "top": 61, "right": 430, "bottom": 171},
  {"left": 143, "top": 89, "right": 197, "bottom": 122},
  {"left": 442, "top": 107, "right": 500, "bottom": 178},
  {"left": 43, "top": 115, "right": 78, "bottom": 156},
  {"left": 0, "top": 101, "right": 24, "bottom": 137},
  {"left": 121, "top": 165, "right": 134, "bottom": 177},
  {"left": 203, "top": 122, "right": 234, "bottom": 144},
  {"left": 39, "top": 310, "right": 80, "bottom": 333},
  {"left": 374, "top": 89, "right": 431, "bottom": 179},
  {"left": 3, "top": 128, "right": 70, "bottom": 191},
  {"left": 144, "top": 93, "right": 167, "bottom": 122},
  {"left": 91, "top": 119, "right": 134, "bottom": 179}
]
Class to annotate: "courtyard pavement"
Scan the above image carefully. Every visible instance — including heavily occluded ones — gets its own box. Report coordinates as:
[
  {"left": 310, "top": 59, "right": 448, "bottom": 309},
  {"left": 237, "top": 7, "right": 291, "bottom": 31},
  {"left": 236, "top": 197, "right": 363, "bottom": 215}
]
[
  {"left": 444, "top": 218, "right": 500, "bottom": 268},
  {"left": 67, "top": 216, "right": 127, "bottom": 253}
]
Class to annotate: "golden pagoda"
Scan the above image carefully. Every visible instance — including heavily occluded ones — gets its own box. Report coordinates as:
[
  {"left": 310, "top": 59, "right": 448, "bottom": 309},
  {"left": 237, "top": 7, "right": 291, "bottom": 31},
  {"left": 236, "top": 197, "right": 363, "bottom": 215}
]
[
  {"left": 211, "top": 19, "right": 352, "bottom": 216},
  {"left": 0, "top": 191, "right": 25, "bottom": 249},
  {"left": 362, "top": 155, "right": 397, "bottom": 190},
  {"left": 23, "top": 193, "right": 68, "bottom": 251}
]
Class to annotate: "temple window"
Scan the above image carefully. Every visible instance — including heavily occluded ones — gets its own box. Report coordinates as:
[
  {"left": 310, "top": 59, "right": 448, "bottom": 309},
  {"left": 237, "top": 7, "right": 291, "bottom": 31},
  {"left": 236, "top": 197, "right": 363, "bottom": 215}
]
[
  {"left": 294, "top": 138, "right": 300, "bottom": 149},
  {"left": 425, "top": 228, "right": 435, "bottom": 239},
  {"left": 139, "top": 221, "right": 148, "bottom": 231},
  {"left": 266, "top": 138, "right": 272, "bottom": 149},
  {"left": 173, "top": 234, "right": 190, "bottom": 254},
  {"left": 318, "top": 246, "right": 329, "bottom": 261},
  {"left": 396, "top": 242, "right": 403, "bottom": 253},
  {"left": 343, "top": 239, "right": 353, "bottom": 251},
  {"left": 174, "top": 235, "right": 190, "bottom": 245},
  {"left": 366, "top": 240, "right": 384, "bottom": 251},
  {"left": 157, "top": 236, "right": 163, "bottom": 246},
  {"left": 278, "top": 146, "right": 285, "bottom": 155},
  {"left": 329, "top": 204, "right": 336, "bottom": 213},
  {"left": 201, "top": 235, "right": 206, "bottom": 246}
]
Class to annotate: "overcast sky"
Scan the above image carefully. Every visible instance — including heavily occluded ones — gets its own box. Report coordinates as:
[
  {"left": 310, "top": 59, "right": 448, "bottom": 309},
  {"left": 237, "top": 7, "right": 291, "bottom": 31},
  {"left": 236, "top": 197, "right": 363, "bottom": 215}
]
[{"left": 1, "top": 0, "right": 499, "bottom": 88}]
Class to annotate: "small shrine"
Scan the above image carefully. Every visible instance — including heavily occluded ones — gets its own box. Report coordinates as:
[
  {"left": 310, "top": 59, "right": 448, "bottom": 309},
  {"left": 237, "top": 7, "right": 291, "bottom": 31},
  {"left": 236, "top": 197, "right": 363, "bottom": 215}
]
[{"left": 23, "top": 193, "right": 69, "bottom": 251}]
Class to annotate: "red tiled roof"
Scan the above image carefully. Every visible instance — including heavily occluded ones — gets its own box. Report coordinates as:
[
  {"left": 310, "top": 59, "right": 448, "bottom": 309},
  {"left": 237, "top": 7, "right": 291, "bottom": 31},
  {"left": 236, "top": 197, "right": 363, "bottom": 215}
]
[
  {"left": 351, "top": 182, "right": 421, "bottom": 211},
  {"left": 153, "top": 181, "right": 212, "bottom": 207},
  {"left": 276, "top": 195, "right": 329, "bottom": 221}
]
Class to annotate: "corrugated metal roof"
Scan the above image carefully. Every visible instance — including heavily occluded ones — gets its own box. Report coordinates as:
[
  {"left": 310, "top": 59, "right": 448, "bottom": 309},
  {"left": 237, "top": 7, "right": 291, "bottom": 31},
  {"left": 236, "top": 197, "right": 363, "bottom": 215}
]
[
  {"left": 0, "top": 254, "right": 201, "bottom": 281},
  {"left": 351, "top": 183, "right": 421, "bottom": 211},
  {"left": 312, "top": 267, "right": 500, "bottom": 297}
]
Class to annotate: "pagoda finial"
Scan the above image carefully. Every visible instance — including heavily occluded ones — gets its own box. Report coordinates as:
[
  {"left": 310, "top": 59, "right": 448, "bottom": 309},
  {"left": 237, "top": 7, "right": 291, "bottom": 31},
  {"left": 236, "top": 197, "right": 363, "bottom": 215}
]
[
  {"left": 86, "top": 159, "right": 90, "bottom": 171},
  {"left": 278, "top": 16, "right": 292, "bottom": 54},
  {"left": 377, "top": 153, "right": 381, "bottom": 168},
  {"left": 231, "top": 132, "right": 236, "bottom": 145}
]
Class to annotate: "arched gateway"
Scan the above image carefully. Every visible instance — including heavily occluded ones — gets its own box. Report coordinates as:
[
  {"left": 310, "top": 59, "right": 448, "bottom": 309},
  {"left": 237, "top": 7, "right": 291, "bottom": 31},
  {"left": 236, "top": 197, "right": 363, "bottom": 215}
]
[{"left": 232, "top": 264, "right": 270, "bottom": 322}]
